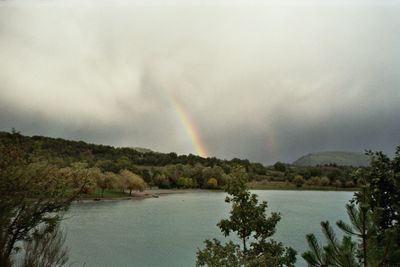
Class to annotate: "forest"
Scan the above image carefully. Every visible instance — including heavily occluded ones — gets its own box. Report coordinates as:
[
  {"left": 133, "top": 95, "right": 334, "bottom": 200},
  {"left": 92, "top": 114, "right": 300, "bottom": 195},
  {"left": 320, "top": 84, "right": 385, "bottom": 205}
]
[{"left": 0, "top": 130, "right": 362, "bottom": 198}]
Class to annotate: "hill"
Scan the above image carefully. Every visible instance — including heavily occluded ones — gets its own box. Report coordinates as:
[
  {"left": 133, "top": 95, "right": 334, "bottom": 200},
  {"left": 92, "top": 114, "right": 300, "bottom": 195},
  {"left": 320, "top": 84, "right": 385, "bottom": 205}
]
[
  {"left": 131, "top": 147, "right": 153, "bottom": 153},
  {"left": 1, "top": 130, "right": 362, "bottom": 190},
  {"left": 292, "top": 151, "right": 370, "bottom": 167},
  {"left": 0, "top": 130, "right": 266, "bottom": 174}
]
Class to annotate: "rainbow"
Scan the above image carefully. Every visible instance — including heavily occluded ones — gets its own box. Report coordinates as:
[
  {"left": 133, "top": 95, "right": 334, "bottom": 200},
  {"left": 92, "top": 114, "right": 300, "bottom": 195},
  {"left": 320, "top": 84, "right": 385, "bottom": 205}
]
[{"left": 170, "top": 96, "right": 208, "bottom": 158}]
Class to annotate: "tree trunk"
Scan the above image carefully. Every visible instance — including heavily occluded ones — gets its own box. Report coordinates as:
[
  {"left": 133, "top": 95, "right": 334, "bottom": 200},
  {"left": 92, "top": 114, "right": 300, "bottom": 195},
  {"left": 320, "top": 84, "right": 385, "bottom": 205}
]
[
  {"left": 363, "top": 234, "right": 367, "bottom": 267},
  {"left": 362, "top": 210, "right": 367, "bottom": 266},
  {"left": 0, "top": 256, "right": 12, "bottom": 267},
  {"left": 361, "top": 189, "right": 368, "bottom": 267},
  {"left": 242, "top": 237, "right": 247, "bottom": 263},
  {"left": 129, "top": 189, "right": 132, "bottom": 196}
]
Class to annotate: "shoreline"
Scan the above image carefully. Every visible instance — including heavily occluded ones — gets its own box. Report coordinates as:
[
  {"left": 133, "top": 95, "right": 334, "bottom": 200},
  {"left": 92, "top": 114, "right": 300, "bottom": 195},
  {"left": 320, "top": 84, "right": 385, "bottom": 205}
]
[
  {"left": 247, "top": 181, "right": 357, "bottom": 191},
  {"left": 73, "top": 186, "right": 356, "bottom": 203},
  {"left": 248, "top": 186, "right": 357, "bottom": 192},
  {"left": 73, "top": 189, "right": 212, "bottom": 203}
]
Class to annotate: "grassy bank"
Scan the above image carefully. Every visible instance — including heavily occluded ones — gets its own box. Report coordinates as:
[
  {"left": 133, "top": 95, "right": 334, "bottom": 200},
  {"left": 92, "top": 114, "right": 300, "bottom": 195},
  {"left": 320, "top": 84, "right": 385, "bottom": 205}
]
[{"left": 247, "top": 181, "right": 357, "bottom": 191}]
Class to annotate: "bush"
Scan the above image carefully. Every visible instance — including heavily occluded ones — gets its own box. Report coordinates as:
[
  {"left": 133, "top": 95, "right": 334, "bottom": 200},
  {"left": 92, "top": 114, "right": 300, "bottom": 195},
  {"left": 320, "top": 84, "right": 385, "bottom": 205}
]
[
  {"left": 206, "top": 178, "right": 218, "bottom": 189},
  {"left": 306, "top": 177, "right": 320, "bottom": 186},
  {"left": 293, "top": 175, "right": 305, "bottom": 188},
  {"left": 345, "top": 181, "right": 355, "bottom": 188},
  {"left": 177, "top": 177, "right": 194, "bottom": 189},
  {"left": 318, "top": 176, "right": 330, "bottom": 186},
  {"left": 154, "top": 174, "right": 171, "bottom": 189},
  {"left": 334, "top": 179, "right": 342, "bottom": 188}
]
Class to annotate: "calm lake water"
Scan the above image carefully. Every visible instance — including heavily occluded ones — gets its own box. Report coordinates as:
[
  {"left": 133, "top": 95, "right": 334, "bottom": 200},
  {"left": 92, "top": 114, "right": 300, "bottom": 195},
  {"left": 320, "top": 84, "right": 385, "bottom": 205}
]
[{"left": 63, "top": 190, "right": 353, "bottom": 267}]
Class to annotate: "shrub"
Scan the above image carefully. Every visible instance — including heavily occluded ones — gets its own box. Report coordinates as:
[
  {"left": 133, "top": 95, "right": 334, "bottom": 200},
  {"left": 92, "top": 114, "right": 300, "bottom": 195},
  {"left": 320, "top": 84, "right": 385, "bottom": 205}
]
[
  {"left": 293, "top": 175, "right": 305, "bottom": 188},
  {"left": 206, "top": 178, "right": 218, "bottom": 189},
  {"left": 318, "top": 176, "right": 330, "bottom": 186}
]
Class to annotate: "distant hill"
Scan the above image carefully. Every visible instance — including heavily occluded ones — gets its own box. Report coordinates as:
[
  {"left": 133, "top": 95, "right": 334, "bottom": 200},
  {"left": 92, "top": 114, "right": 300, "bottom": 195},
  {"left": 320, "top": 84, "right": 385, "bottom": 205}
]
[
  {"left": 293, "top": 151, "right": 370, "bottom": 167},
  {"left": 131, "top": 147, "right": 153, "bottom": 153},
  {"left": 0, "top": 130, "right": 264, "bottom": 172}
]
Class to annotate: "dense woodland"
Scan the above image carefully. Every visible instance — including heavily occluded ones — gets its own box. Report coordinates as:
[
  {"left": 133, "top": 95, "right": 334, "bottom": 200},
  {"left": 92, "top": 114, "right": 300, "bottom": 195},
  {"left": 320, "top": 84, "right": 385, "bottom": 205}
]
[{"left": 0, "top": 130, "right": 362, "bottom": 196}]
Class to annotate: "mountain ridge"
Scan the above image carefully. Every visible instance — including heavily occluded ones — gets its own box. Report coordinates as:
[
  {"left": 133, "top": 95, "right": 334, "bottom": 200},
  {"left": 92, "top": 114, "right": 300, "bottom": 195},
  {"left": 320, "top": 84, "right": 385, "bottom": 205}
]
[{"left": 293, "top": 151, "right": 370, "bottom": 167}]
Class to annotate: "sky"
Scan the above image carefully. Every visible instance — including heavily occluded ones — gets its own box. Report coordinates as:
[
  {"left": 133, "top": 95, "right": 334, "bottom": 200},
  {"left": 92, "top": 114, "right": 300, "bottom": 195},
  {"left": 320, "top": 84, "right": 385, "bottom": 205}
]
[{"left": 0, "top": 0, "right": 399, "bottom": 164}]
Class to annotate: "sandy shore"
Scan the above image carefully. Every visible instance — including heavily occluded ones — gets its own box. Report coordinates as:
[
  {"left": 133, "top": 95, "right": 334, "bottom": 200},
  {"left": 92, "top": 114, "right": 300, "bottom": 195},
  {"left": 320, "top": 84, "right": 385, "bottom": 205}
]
[{"left": 129, "top": 188, "right": 207, "bottom": 199}]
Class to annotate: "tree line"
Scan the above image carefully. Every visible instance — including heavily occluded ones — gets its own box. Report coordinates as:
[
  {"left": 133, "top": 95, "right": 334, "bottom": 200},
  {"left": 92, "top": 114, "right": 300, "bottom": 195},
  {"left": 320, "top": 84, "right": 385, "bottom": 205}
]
[{"left": 0, "top": 131, "right": 362, "bottom": 192}]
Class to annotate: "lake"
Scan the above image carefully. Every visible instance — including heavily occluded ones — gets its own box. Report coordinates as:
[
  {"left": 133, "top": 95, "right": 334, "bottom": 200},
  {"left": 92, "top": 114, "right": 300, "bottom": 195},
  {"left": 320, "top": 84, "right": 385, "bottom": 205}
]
[{"left": 63, "top": 190, "right": 353, "bottom": 267}]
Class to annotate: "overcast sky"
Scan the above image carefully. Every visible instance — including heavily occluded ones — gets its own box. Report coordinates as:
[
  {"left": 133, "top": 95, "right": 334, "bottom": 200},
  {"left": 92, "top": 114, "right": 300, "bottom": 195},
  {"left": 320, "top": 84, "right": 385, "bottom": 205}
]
[{"left": 0, "top": 0, "right": 399, "bottom": 164}]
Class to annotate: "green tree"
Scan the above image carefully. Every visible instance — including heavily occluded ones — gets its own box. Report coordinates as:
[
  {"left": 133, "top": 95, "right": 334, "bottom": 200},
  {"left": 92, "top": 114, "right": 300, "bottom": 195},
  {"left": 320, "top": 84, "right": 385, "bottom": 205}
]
[
  {"left": 0, "top": 140, "right": 86, "bottom": 267},
  {"left": 116, "top": 156, "right": 132, "bottom": 171},
  {"left": 355, "top": 148, "right": 400, "bottom": 265},
  {"left": 336, "top": 189, "right": 372, "bottom": 266},
  {"left": 363, "top": 149, "right": 400, "bottom": 231},
  {"left": 274, "top": 162, "right": 286, "bottom": 172},
  {"left": 154, "top": 173, "right": 171, "bottom": 189},
  {"left": 121, "top": 170, "right": 147, "bottom": 195},
  {"left": 303, "top": 146, "right": 400, "bottom": 267},
  {"left": 113, "top": 173, "right": 126, "bottom": 193},
  {"left": 303, "top": 189, "right": 374, "bottom": 267},
  {"left": 190, "top": 163, "right": 205, "bottom": 187},
  {"left": 163, "top": 164, "right": 180, "bottom": 186},
  {"left": 196, "top": 167, "right": 296, "bottom": 266},
  {"left": 60, "top": 163, "right": 97, "bottom": 195},
  {"left": 202, "top": 166, "right": 225, "bottom": 187},
  {"left": 177, "top": 177, "right": 194, "bottom": 189},
  {"left": 303, "top": 222, "right": 359, "bottom": 267},
  {"left": 197, "top": 239, "right": 242, "bottom": 267},
  {"left": 95, "top": 159, "right": 119, "bottom": 173},
  {"left": 95, "top": 170, "right": 116, "bottom": 197}
]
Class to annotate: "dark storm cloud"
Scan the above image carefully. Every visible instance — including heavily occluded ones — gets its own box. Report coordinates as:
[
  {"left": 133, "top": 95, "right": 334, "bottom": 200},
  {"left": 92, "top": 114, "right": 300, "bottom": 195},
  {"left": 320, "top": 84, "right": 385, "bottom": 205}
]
[{"left": 0, "top": 0, "right": 399, "bottom": 164}]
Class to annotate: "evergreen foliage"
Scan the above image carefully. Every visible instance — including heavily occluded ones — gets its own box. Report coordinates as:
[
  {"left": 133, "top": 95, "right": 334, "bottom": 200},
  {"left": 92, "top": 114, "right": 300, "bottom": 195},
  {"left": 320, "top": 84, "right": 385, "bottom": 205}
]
[{"left": 303, "top": 147, "right": 400, "bottom": 267}]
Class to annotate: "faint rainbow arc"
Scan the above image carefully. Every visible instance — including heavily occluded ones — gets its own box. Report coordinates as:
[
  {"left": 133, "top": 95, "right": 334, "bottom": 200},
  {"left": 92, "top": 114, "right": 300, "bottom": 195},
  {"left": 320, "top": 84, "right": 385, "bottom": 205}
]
[{"left": 170, "top": 96, "right": 208, "bottom": 158}]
